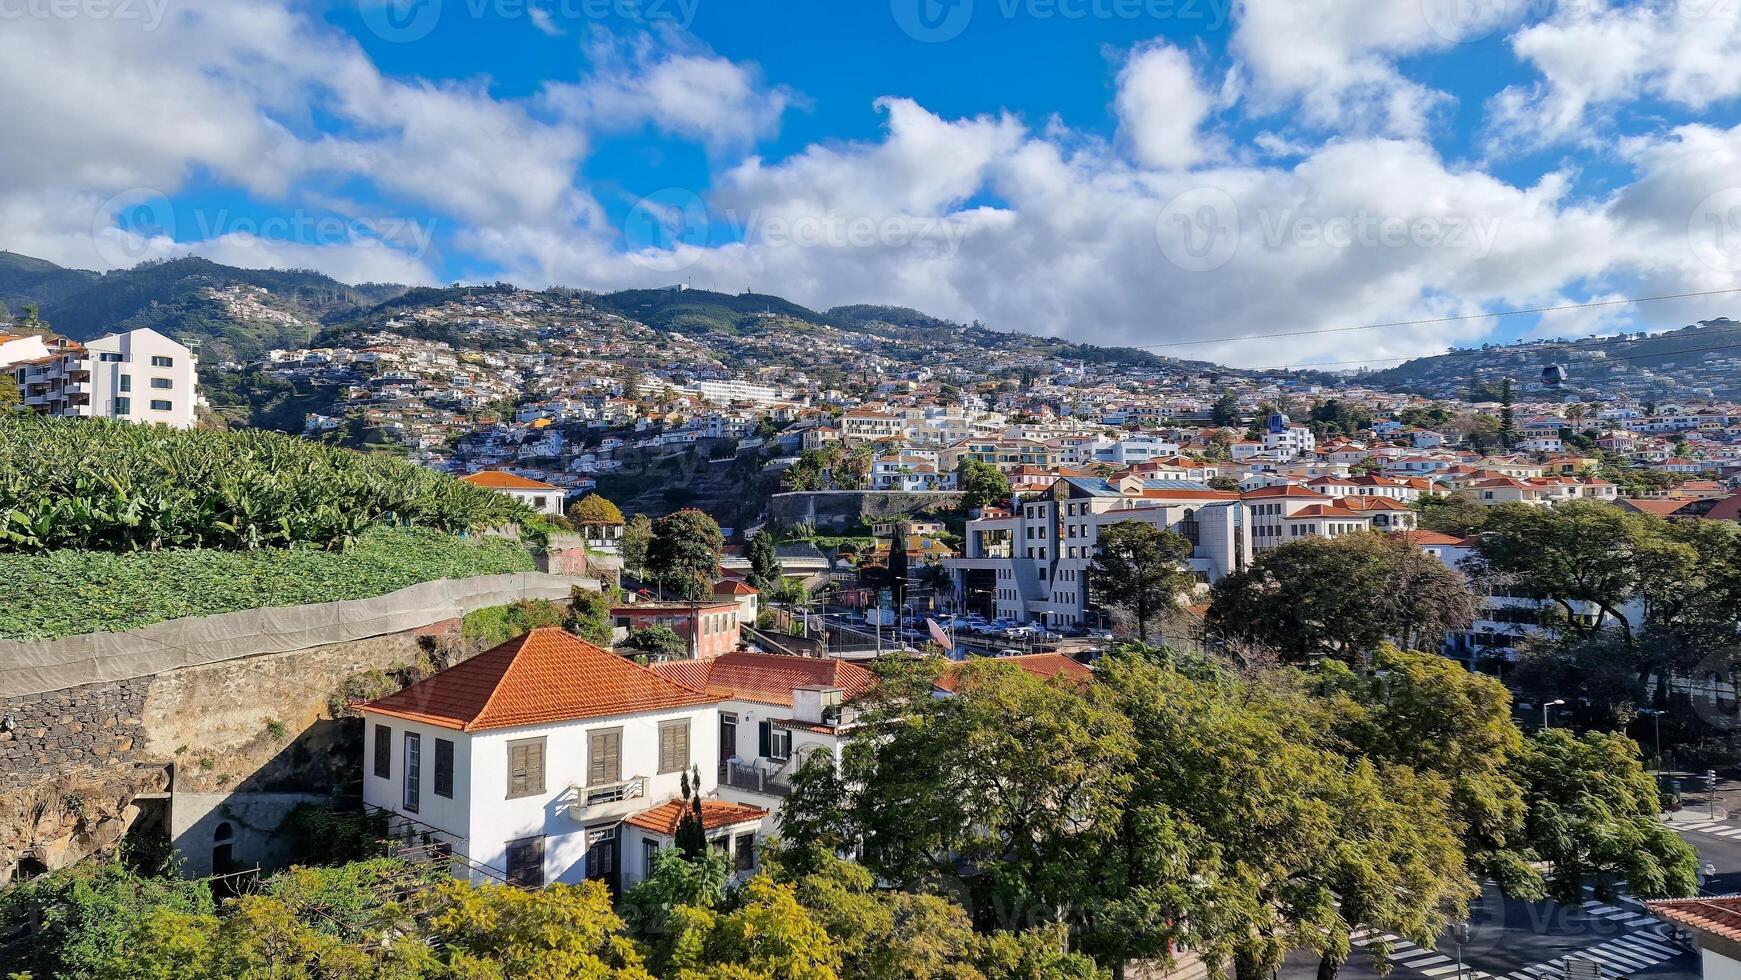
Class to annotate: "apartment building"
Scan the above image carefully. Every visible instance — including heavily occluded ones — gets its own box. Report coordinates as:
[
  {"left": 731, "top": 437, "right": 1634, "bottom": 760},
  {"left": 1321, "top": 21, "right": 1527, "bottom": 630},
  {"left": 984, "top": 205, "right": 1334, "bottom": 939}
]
[
  {"left": 10, "top": 327, "right": 197, "bottom": 428},
  {"left": 945, "top": 477, "right": 1248, "bottom": 628},
  {"left": 359, "top": 629, "right": 768, "bottom": 893}
]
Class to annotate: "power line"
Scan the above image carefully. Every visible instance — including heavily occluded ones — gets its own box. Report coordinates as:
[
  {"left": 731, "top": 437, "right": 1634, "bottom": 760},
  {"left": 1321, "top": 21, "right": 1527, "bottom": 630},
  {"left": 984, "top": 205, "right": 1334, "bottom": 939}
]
[
  {"left": 1133, "top": 286, "right": 1741, "bottom": 352},
  {"left": 1255, "top": 336, "right": 1741, "bottom": 374}
]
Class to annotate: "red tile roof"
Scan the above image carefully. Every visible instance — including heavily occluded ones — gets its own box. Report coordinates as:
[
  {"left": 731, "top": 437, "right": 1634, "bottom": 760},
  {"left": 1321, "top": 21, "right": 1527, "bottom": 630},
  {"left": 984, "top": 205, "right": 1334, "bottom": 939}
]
[
  {"left": 1647, "top": 896, "right": 1741, "bottom": 943},
  {"left": 625, "top": 798, "right": 768, "bottom": 835},
  {"left": 713, "top": 580, "right": 759, "bottom": 596},
  {"left": 360, "top": 628, "right": 719, "bottom": 731},
  {"left": 934, "top": 653, "right": 1092, "bottom": 693},
  {"left": 1394, "top": 530, "right": 1470, "bottom": 546},
  {"left": 651, "top": 652, "right": 877, "bottom": 707},
  {"left": 462, "top": 470, "right": 559, "bottom": 490},
  {"left": 1240, "top": 486, "right": 1332, "bottom": 500}
]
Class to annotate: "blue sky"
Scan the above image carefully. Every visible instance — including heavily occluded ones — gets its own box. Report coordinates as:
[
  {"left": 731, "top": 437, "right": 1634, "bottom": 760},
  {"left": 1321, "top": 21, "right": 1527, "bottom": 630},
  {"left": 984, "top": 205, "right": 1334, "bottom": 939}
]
[{"left": 9, "top": 0, "right": 1741, "bottom": 367}]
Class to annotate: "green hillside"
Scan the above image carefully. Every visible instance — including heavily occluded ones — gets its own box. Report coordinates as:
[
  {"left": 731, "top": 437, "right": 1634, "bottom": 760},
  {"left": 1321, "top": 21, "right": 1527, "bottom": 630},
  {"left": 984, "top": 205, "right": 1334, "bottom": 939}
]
[
  {"left": 0, "top": 254, "right": 406, "bottom": 362},
  {"left": 596, "top": 287, "right": 840, "bottom": 334}
]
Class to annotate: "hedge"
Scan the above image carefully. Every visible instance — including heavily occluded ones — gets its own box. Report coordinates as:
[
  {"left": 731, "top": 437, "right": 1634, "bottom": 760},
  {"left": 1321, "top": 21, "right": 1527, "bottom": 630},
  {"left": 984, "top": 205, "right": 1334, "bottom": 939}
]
[{"left": 0, "top": 526, "right": 536, "bottom": 641}]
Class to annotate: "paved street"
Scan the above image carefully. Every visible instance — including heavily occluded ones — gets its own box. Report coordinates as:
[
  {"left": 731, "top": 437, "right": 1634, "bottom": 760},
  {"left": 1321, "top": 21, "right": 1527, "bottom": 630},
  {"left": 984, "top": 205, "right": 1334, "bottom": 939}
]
[{"left": 1278, "top": 813, "right": 1731, "bottom": 980}]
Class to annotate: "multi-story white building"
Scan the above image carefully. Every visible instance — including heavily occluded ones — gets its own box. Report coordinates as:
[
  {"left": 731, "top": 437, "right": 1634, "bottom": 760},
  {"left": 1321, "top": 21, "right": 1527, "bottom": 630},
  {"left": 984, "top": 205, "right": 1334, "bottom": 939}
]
[
  {"left": 945, "top": 477, "right": 1249, "bottom": 629},
  {"left": 360, "top": 628, "right": 769, "bottom": 892},
  {"left": 693, "top": 379, "right": 784, "bottom": 406},
  {"left": 10, "top": 328, "right": 198, "bottom": 428}
]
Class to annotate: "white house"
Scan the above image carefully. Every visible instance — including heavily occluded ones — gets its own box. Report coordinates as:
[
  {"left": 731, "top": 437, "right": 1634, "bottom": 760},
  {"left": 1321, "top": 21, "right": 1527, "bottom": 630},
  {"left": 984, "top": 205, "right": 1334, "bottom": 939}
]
[
  {"left": 12, "top": 327, "right": 198, "bottom": 428},
  {"left": 652, "top": 651, "right": 879, "bottom": 826},
  {"left": 359, "top": 628, "right": 768, "bottom": 892},
  {"left": 460, "top": 470, "right": 566, "bottom": 515}
]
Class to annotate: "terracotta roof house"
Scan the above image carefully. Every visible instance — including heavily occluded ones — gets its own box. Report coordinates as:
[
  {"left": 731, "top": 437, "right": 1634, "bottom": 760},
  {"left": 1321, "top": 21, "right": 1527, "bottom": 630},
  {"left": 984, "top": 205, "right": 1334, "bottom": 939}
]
[
  {"left": 460, "top": 470, "right": 565, "bottom": 515},
  {"left": 1647, "top": 896, "right": 1741, "bottom": 975},
  {"left": 359, "top": 628, "right": 766, "bottom": 893}
]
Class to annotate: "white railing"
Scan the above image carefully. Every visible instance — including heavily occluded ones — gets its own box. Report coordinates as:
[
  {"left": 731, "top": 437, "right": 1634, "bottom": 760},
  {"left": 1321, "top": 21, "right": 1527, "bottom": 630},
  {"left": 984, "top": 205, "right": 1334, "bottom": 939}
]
[{"left": 582, "top": 775, "right": 647, "bottom": 807}]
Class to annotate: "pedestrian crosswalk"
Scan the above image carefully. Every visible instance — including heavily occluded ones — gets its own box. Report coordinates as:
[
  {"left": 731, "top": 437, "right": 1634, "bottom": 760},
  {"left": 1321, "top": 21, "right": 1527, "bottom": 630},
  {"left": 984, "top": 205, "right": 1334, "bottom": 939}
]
[
  {"left": 1348, "top": 929, "right": 1494, "bottom": 980},
  {"left": 1490, "top": 930, "right": 1684, "bottom": 980},
  {"left": 1348, "top": 887, "right": 1688, "bottom": 980},
  {"left": 1668, "top": 818, "right": 1741, "bottom": 839}
]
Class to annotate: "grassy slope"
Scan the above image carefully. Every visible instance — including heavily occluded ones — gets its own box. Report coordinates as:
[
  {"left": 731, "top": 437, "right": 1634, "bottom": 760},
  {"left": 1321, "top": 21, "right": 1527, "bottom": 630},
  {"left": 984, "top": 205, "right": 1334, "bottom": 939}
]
[{"left": 0, "top": 526, "right": 535, "bottom": 641}]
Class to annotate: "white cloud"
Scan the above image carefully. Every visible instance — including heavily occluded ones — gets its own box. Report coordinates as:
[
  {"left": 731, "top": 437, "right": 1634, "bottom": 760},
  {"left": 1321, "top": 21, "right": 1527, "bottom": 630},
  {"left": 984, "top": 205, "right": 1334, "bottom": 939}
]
[
  {"left": 1489, "top": 2, "right": 1741, "bottom": 151},
  {"left": 1115, "top": 42, "right": 1217, "bottom": 170},
  {"left": 545, "top": 33, "right": 796, "bottom": 150},
  {"left": 1231, "top": 0, "right": 1516, "bottom": 137},
  {"left": 530, "top": 7, "right": 564, "bottom": 36}
]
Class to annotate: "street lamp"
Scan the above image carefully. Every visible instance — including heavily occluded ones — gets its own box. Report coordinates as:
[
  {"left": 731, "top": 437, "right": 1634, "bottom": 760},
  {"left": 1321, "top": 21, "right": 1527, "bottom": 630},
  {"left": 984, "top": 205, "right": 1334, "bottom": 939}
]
[
  {"left": 1543, "top": 699, "right": 1566, "bottom": 729},
  {"left": 1639, "top": 708, "right": 1665, "bottom": 775}
]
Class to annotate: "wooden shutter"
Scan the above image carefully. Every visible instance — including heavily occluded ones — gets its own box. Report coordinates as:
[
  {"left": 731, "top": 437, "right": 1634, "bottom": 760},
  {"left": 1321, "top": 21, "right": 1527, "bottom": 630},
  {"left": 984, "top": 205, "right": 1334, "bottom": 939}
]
[
  {"left": 507, "top": 738, "right": 545, "bottom": 798},
  {"left": 758, "top": 720, "right": 772, "bottom": 758},
  {"left": 659, "top": 720, "right": 689, "bottom": 774},
  {"left": 588, "top": 728, "right": 621, "bottom": 785}
]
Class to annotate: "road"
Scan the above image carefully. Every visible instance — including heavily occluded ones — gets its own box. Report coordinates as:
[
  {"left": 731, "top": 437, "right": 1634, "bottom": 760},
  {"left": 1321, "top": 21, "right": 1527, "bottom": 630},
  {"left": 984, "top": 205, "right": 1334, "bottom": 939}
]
[{"left": 1278, "top": 775, "right": 1741, "bottom": 980}]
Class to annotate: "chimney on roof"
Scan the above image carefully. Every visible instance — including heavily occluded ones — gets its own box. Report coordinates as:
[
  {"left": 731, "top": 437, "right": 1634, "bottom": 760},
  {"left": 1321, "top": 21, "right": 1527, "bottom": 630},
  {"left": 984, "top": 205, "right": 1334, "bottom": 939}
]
[{"left": 792, "top": 685, "right": 843, "bottom": 724}]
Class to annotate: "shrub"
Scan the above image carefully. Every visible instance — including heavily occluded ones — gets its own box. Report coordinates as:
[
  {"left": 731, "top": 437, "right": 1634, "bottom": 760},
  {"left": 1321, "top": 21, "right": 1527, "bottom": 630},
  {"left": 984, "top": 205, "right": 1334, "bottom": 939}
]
[
  {"left": 0, "top": 525, "right": 535, "bottom": 640},
  {"left": 461, "top": 598, "right": 567, "bottom": 649}
]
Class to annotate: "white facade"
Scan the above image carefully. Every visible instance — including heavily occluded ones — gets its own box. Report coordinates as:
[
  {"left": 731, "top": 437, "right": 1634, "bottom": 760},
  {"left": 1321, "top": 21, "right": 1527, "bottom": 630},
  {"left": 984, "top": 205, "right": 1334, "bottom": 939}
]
[{"left": 14, "top": 328, "right": 198, "bottom": 428}]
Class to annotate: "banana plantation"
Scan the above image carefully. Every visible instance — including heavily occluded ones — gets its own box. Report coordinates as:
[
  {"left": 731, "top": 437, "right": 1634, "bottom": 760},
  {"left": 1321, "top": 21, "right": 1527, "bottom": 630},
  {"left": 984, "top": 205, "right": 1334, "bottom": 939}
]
[{"left": 0, "top": 416, "right": 530, "bottom": 553}]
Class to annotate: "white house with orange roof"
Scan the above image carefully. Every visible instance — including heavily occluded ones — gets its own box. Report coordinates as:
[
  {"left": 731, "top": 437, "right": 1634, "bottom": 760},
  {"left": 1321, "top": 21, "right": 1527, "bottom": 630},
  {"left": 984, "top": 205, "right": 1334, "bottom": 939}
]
[
  {"left": 359, "top": 628, "right": 767, "bottom": 893},
  {"left": 461, "top": 469, "right": 566, "bottom": 515},
  {"left": 652, "top": 651, "right": 879, "bottom": 824}
]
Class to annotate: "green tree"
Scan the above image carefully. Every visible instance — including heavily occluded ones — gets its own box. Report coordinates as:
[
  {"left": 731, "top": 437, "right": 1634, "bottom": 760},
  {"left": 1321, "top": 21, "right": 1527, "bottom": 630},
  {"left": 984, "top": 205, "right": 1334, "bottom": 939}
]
[
  {"left": 814, "top": 657, "right": 1134, "bottom": 946},
  {"left": 1086, "top": 521, "right": 1195, "bottom": 643},
  {"left": 622, "top": 512, "right": 653, "bottom": 580},
  {"left": 956, "top": 458, "right": 1011, "bottom": 512},
  {"left": 747, "top": 532, "right": 784, "bottom": 594},
  {"left": 1516, "top": 729, "right": 1698, "bottom": 904},
  {"left": 1411, "top": 493, "right": 1490, "bottom": 538},
  {"left": 1211, "top": 391, "right": 1242, "bottom": 426},
  {"left": 566, "top": 586, "right": 616, "bottom": 647},
  {"left": 1499, "top": 377, "right": 1516, "bottom": 448},
  {"left": 624, "top": 624, "right": 687, "bottom": 659},
  {"left": 1313, "top": 648, "right": 1539, "bottom": 898},
  {"left": 663, "top": 875, "right": 843, "bottom": 979},
  {"left": 429, "top": 878, "right": 653, "bottom": 977},
  {"left": 648, "top": 508, "right": 724, "bottom": 600},
  {"left": 569, "top": 493, "right": 625, "bottom": 532},
  {"left": 0, "top": 374, "right": 20, "bottom": 412},
  {"left": 785, "top": 448, "right": 829, "bottom": 491},
  {"left": 1207, "top": 533, "right": 1478, "bottom": 664},
  {"left": 0, "top": 861, "right": 217, "bottom": 979}
]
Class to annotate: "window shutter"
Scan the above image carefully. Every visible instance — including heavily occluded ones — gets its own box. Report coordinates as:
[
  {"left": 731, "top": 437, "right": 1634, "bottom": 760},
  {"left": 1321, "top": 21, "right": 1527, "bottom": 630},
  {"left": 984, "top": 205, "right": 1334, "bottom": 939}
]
[
  {"left": 758, "top": 720, "right": 772, "bottom": 758},
  {"left": 658, "top": 720, "right": 689, "bottom": 774},
  {"left": 589, "top": 729, "right": 621, "bottom": 785},
  {"left": 508, "top": 738, "right": 546, "bottom": 798}
]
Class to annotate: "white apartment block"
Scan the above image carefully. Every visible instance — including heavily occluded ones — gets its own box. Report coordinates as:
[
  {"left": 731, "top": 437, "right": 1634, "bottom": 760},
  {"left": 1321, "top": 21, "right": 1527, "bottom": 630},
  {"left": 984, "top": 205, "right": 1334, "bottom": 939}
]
[
  {"left": 693, "top": 379, "right": 784, "bottom": 406},
  {"left": 9, "top": 328, "right": 198, "bottom": 428},
  {"left": 945, "top": 477, "right": 1250, "bottom": 629}
]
